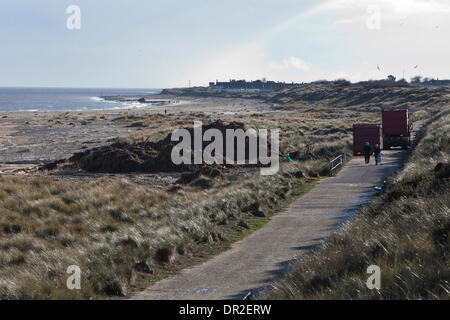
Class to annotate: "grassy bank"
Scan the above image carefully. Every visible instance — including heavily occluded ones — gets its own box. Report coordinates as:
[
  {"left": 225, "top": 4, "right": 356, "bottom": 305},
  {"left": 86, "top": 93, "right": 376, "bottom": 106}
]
[
  {"left": 268, "top": 107, "right": 450, "bottom": 299},
  {"left": 162, "top": 81, "right": 450, "bottom": 113},
  {"left": 0, "top": 158, "right": 327, "bottom": 299}
]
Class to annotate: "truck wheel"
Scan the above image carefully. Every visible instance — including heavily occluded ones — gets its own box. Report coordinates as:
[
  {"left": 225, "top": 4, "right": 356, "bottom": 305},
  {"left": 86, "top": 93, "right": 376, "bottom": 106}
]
[{"left": 401, "top": 137, "right": 409, "bottom": 149}]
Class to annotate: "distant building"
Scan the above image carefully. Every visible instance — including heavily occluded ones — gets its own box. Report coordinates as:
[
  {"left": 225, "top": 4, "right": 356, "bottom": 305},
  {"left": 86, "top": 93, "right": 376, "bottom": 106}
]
[
  {"left": 424, "top": 79, "right": 450, "bottom": 86},
  {"left": 208, "top": 79, "right": 299, "bottom": 92},
  {"left": 410, "top": 78, "right": 450, "bottom": 88}
]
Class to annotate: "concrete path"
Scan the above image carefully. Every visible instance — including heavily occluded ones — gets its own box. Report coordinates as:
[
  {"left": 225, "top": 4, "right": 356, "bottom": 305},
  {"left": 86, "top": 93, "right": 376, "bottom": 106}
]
[{"left": 133, "top": 126, "right": 421, "bottom": 300}]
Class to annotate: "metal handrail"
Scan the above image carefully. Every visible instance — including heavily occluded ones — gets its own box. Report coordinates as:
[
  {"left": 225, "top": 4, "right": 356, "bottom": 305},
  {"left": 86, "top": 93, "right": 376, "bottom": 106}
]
[{"left": 330, "top": 154, "right": 346, "bottom": 175}]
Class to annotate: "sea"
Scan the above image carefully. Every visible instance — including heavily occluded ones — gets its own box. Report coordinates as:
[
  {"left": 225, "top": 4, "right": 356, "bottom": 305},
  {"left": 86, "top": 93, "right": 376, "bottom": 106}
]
[{"left": 0, "top": 87, "right": 162, "bottom": 112}]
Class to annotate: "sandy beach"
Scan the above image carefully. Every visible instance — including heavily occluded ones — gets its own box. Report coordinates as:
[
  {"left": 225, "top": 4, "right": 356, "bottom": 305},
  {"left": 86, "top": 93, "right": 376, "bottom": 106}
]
[{"left": 0, "top": 96, "right": 273, "bottom": 174}]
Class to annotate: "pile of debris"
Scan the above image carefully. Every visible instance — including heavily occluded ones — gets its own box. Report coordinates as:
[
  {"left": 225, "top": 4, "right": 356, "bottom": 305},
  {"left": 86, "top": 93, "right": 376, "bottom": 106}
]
[{"left": 41, "top": 120, "right": 273, "bottom": 174}]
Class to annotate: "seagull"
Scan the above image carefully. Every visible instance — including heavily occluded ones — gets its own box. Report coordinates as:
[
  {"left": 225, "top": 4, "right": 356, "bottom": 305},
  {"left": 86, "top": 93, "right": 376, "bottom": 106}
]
[
  {"left": 377, "top": 66, "right": 381, "bottom": 71},
  {"left": 414, "top": 65, "right": 419, "bottom": 69}
]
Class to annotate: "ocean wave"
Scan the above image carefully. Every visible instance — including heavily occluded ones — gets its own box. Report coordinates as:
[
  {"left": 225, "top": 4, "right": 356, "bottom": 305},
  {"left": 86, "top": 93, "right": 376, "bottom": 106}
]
[
  {"left": 83, "top": 101, "right": 152, "bottom": 112},
  {"left": 0, "top": 89, "right": 161, "bottom": 112},
  {"left": 13, "top": 109, "right": 40, "bottom": 112}
]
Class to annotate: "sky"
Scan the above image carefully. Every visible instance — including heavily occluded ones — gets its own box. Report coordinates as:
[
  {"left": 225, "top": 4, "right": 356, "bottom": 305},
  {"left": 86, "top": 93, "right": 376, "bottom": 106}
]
[{"left": 0, "top": 0, "right": 449, "bottom": 88}]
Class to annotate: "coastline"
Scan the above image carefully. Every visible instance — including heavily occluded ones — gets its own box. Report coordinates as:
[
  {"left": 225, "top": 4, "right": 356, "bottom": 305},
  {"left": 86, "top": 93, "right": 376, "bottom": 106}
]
[
  {"left": 0, "top": 95, "right": 273, "bottom": 173},
  {"left": 0, "top": 87, "right": 162, "bottom": 113}
]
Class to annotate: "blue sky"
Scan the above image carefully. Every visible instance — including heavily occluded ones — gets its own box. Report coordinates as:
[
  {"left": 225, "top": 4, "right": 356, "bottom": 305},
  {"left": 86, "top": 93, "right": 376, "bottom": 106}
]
[{"left": 0, "top": 0, "right": 449, "bottom": 88}]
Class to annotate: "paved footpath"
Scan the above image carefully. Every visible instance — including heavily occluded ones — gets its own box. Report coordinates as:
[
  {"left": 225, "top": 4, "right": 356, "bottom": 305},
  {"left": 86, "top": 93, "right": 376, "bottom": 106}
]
[{"left": 133, "top": 126, "right": 421, "bottom": 300}]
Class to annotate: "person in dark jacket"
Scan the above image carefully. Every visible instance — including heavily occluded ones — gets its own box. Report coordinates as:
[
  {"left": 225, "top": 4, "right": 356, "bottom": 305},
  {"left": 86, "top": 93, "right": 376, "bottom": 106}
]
[
  {"left": 373, "top": 144, "right": 381, "bottom": 165},
  {"left": 363, "top": 142, "right": 371, "bottom": 164}
]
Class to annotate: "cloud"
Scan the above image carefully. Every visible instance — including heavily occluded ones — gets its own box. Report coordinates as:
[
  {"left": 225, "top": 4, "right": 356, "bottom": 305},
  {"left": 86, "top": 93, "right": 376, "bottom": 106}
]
[
  {"left": 184, "top": 43, "right": 312, "bottom": 85},
  {"left": 270, "top": 56, "right": 310, "bottom": 71},
  {"left": 335, "top": 19, "right": 353, "bottom": 24},
  {"left": 185, "top": 0, "right": 450, "bottom": 85},
  {"left": 304, "top": 0, "right": 450, "bottom": 18},
  {"left": 272, "top": 0, "right": 450, "bottom": 32},
  {"left": 272, "top": 0, "right": 450, "bottom": 81},
  {"left": 384, "top": 0, "right": 450, "bottom": 15}
]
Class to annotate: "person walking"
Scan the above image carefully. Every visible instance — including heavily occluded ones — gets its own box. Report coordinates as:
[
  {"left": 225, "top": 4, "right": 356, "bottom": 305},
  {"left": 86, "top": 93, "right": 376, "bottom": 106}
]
[
  {"left": 373, "top": 144, "right": 382, "bottom": 165},
  {"left": 363, "top": 142, "right": 371, "bottom": 164}
]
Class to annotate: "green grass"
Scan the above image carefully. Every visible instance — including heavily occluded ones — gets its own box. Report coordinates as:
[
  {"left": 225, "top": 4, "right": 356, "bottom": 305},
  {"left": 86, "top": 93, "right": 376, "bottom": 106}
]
[
  {"left": 143, "top": 274, "right": 167, "bottom": 285},
  {"left": 226, "top": 217, "right": 270, "bottom": 242}
]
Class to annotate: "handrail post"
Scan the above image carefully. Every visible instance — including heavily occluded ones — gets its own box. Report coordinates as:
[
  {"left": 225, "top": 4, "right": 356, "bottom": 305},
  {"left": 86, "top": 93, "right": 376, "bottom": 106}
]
[{"left": 330, "top": 154, "right": 345, "bottom": 176}]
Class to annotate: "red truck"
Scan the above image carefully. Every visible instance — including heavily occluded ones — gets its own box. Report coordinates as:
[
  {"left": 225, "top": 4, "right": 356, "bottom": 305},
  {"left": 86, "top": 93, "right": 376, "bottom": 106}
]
[
  {"left": 353, "top": 124, "right": 381, "bottom": 155},
  {"left": 382, "top": 108, "right": 411, "bottom": 149}
]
